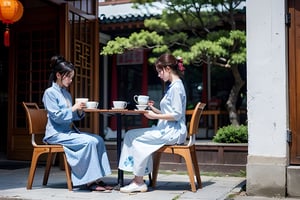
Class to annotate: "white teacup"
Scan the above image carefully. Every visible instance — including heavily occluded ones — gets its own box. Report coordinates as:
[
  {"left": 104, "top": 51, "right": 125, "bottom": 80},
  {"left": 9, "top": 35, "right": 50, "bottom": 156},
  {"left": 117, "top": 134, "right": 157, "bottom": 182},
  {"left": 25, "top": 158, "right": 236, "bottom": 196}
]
[
  {"left": 113, "top": 101, "right": 127, "bottom": 109},
  {"left": 86, "top": 101, "right": 99, "bottom": 109},
  {"left": 75, "top": 98, "right": 89, "bottom": 105},
  {"left": 133, "top": 95, "right": 149, "bottom": 105}
]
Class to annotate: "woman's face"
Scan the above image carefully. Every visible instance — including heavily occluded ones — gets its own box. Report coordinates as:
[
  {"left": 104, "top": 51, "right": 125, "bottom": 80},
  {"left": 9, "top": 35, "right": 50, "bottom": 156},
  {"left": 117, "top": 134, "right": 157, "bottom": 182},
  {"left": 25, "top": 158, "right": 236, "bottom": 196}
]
[
  {"left": 156, "top": 66, "right": 170, "bottom": 82},
  {"left": 57, "top": 71, "right": 74, "bottom": 88}
]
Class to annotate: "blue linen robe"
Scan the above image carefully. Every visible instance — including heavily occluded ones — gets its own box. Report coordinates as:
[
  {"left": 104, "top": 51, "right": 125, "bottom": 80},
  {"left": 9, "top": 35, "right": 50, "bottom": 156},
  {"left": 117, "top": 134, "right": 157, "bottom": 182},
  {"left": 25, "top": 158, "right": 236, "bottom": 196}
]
[
  {"left": 118, "top": 79, "right": 187, "bottom": 176},
  {"left": 42, "top": 82, "right": 111, "bottom": 186}
]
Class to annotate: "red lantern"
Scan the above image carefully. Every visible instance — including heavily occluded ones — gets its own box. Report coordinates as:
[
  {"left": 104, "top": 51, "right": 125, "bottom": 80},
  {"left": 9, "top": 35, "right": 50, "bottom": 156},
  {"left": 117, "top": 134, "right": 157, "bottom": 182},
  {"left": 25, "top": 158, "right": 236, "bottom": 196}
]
[{"left": 0, "top": 0, "right": 24, "bottom": 47}]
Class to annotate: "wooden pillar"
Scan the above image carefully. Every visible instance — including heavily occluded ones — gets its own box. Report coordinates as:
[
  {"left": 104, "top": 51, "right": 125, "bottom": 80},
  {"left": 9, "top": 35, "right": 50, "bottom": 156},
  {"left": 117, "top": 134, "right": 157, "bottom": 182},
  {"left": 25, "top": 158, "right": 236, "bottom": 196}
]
[
  {"left": 141, "top": 50, "right": 148, "bottom": 127},
  {"left": 110, "top": 54, "right": 117, "bottom": 130}
]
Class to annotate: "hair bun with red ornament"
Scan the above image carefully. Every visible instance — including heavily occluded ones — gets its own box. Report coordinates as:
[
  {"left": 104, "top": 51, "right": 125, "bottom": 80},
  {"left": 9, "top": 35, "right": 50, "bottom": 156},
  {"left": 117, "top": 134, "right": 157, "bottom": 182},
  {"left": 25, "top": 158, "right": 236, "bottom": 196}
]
[{"left": 176, "top": 56, "right": 185, "bottom": 72}]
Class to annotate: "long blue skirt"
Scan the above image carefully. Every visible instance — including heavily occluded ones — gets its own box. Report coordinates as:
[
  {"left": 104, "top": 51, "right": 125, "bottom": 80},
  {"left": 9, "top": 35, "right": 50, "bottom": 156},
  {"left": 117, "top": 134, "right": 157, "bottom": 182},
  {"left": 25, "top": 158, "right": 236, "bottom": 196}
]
[{"left": 45, "top": 132, "right": 111, "bottom": 186}]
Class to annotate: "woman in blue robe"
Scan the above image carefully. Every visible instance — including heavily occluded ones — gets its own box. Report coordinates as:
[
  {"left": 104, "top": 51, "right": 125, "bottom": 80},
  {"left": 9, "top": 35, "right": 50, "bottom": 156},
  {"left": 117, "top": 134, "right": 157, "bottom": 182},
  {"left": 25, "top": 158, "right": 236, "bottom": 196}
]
[{"left": 42, "top": 55, "right": 111, "bottom": 191}]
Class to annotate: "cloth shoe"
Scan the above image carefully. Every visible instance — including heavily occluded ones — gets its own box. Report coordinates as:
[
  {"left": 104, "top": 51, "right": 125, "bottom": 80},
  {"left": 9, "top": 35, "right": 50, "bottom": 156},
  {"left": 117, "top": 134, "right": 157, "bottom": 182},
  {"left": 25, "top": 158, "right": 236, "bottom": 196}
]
[{"left": 120, "top": 182, "right": 148, "bottom": 193}]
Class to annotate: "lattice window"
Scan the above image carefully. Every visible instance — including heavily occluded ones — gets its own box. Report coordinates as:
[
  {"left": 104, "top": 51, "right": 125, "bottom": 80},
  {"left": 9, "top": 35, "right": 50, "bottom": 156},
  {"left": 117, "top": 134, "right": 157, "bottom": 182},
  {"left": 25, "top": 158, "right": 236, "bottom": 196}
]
[
  {"left": 15, "top": 28, "right": 57, "bottom": 128},
  {"left": 74, "top": 39, "right": 92, "bottom": 99}
]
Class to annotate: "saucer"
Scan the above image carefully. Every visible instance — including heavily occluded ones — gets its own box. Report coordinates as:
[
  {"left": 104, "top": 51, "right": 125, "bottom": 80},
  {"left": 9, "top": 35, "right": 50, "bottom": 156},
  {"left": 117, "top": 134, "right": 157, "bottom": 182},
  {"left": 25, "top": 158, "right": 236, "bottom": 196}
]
[
  {"left": 134, "top": 109, "right": 148, "bottom": 112},
  {"left": 136, "top": 104, "right": 148, "bottom": 110}
]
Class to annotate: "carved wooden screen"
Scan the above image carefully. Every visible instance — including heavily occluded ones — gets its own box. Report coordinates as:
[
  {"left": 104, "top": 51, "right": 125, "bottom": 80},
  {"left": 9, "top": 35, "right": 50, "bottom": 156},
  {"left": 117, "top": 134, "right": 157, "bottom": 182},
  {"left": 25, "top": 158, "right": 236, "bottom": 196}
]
[{"left": 68, "top": 10, "right": 99, "bottom": 131}]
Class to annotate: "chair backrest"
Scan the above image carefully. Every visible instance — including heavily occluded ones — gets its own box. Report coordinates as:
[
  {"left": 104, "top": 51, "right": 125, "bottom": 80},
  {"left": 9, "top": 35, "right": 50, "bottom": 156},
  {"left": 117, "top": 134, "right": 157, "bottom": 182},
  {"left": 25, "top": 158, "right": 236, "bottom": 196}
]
[
  {"left": 187, "top": 102, "right": 206, "bottom": 146},
  {"left": 22, "top": 102, "right": 48, "bottom": 146}
]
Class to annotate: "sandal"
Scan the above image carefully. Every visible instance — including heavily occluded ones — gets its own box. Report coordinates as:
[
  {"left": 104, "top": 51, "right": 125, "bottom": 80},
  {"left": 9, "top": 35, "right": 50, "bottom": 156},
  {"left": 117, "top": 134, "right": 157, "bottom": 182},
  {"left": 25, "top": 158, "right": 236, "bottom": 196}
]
[
  {"left": 88, "top": 183, "right": 106, "bottom": 191},
  {"left": 95, "top": 180, "right": 114, "bottom": 190}
]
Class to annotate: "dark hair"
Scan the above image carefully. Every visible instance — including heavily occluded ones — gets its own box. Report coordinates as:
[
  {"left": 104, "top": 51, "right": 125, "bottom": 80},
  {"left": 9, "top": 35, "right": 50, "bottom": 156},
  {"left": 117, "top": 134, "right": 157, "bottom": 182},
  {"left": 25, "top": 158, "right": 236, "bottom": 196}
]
[
  {"left": 47, "top": 55, "right": 75, "bottom": 87},
  {"left": 155, "top": 53, "right": 185, "bottom": 78}
]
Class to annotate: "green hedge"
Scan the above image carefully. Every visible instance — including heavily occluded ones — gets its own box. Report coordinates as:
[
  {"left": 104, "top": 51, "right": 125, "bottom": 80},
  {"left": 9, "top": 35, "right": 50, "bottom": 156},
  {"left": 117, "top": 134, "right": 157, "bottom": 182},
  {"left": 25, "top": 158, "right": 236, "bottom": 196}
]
[{"left": 212, "top": 124, "right": 248, "bottom": 143}]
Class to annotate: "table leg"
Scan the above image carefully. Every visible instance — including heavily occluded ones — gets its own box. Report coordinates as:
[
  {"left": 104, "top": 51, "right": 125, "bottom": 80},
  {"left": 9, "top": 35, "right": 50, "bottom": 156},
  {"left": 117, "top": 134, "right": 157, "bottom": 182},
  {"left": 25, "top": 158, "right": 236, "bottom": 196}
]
[
  {"left": 116, "top": 113, "right": 124, "bottom": 187},
  {"left": 214, "top": 114, "right": 218, "bottom": 134}
]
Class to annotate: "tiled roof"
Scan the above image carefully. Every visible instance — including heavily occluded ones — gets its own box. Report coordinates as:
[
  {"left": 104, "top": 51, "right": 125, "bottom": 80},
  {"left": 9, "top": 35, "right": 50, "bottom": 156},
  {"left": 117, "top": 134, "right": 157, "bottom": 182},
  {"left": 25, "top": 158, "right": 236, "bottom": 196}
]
[
  {"left": 98, "top": 1, "right": 246, "bottom": 24},
  {"left": 99, "top": 2, "right": 164, "bottom": 24}
]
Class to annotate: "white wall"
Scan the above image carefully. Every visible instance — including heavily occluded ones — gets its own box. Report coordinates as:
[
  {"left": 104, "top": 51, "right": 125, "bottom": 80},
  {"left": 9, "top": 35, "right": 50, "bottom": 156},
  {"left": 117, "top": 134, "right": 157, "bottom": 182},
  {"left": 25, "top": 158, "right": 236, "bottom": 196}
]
[{"left": 246, "top": 0, "right": 288, "bottom": 157}]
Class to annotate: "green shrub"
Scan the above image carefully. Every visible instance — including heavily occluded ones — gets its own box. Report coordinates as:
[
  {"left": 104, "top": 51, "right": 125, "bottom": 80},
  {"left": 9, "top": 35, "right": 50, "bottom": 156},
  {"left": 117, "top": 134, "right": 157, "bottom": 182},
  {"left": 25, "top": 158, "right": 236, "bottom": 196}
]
[{"left": 212, "top": 124, "right": 248, "bottom": 143}]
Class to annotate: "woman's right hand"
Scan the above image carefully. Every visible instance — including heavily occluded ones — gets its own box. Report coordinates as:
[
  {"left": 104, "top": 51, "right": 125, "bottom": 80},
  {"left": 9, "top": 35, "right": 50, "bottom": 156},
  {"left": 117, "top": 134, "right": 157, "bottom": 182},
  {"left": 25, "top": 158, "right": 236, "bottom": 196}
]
[{"left": 148, "top": 100, "right": 162, "bottom": 114}]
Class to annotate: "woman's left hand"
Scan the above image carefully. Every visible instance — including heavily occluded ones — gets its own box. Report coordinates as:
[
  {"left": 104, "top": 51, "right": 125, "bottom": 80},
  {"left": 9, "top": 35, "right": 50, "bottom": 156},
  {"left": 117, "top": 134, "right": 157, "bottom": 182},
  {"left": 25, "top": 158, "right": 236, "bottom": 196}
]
[
  {"left": 144, "top": 111, "right": 158, "bottom": 119},
  {"left": 72, "top": 102, "right": 85, "bottom": 112}
]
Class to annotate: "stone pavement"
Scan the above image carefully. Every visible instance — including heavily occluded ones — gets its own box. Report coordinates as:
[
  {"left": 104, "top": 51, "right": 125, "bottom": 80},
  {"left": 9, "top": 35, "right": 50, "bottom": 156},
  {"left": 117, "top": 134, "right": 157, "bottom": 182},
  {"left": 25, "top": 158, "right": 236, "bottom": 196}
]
[
  {"left": 0, "top": 159, "right": 247, "bottom": 200},
  {"left": 1, "top": 160, "right": 299, "bottom": 200}
]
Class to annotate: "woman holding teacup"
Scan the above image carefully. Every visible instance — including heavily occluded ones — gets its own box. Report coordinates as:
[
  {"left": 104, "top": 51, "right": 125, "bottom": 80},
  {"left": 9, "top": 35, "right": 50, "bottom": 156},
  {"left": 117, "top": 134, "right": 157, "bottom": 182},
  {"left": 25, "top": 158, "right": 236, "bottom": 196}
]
[
  {"left": 118, "top": 53, "right": 187, "bottom": 193},
  {"left": 42, "top": 55, "right": 112, "bottom": 191}
]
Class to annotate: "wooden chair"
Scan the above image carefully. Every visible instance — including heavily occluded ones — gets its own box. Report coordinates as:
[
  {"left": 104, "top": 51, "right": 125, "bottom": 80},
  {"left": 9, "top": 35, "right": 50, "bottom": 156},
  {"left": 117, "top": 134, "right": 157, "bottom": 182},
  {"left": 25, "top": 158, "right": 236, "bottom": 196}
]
[
  {"left": 22, "top": 102, "right": 72, "bottom": 191},
  {"left": 151, "top": 102, "right": 206, "bottom": 192}
]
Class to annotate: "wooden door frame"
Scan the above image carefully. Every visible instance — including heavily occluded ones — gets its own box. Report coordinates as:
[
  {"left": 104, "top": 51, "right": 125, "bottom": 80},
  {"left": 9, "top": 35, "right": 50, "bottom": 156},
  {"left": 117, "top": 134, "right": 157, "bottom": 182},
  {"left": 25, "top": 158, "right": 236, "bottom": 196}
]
[{"left": 288, "top": 0, "right": 300, "bottom": 164}]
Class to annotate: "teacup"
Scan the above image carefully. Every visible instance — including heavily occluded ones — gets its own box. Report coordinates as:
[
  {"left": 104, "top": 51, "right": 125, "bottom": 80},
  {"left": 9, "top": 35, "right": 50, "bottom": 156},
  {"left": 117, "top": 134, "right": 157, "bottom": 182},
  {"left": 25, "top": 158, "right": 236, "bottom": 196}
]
[
  {"left": 113, "top": 101, "right": 127, "bottom": 109},
  {"left": 75, "top": 98, "right": 89, "bottom": 105},
  {"left": 86, "top": 101, "right": 99, "bottom": 109},
  {"left": 133, "top": 95, "right": 149, "bottom": 105}
]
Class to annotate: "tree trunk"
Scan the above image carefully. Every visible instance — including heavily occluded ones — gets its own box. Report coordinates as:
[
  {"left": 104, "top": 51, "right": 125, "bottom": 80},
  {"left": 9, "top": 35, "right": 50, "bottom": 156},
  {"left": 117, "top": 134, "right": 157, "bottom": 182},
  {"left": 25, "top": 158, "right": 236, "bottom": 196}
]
[{"left": 226, "top": 64, "right": 245, "bottom": 126}]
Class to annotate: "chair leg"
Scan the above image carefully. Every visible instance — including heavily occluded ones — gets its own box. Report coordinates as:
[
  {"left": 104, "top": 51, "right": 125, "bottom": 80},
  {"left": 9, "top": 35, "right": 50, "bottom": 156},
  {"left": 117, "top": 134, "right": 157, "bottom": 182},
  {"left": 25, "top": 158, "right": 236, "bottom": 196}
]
[
  {"left": 62, "top": 153, "right": 73, "bottom": 191},
  {"left": 43, "top": 152, "right": 56, "bottom": 186},
  {"left": 178, "top": 150, "right": 197, "bottom": 192},
  {"left": 191, "top": 146, "right": 202, "bottom": 188},
  {"left": 148, "top": 173, "right": 152, "bottom": 186},
  {"left": 151, "top": 151, "right": 162, "bottom": 188},
  {"left": 27, "top": 150, "right": 43, "bottom": 190}
]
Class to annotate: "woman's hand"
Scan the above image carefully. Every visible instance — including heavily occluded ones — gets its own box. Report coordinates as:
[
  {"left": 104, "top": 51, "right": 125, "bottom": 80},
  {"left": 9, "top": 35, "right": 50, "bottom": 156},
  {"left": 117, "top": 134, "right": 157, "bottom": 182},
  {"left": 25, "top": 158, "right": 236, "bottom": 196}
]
[
  {"left": 148, "top": 100, "right": 155, "bottom": 107},
  {"left": 72, "top": 102, "right": 86, "bottom": 112},
  {"left": 147, "top": 100, "right": 162, "bottom": 114},
  {"left": 144, "top": 110, "right": 158, "bottom": 120},
  {"left": 144, "top": 110, "right": 176, "bottom": 121}
]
